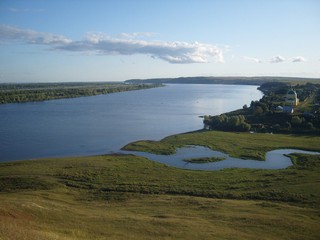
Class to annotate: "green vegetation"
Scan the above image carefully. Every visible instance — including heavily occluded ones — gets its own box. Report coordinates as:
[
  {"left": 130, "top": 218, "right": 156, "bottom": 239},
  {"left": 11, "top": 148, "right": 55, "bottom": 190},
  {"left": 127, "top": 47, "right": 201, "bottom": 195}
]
[
  {"left": 122, "top": 140, "right": 176, "bottom": 155},
  {"left": 124, "top": 130, "right": 320, "bottom": 160},
  {"left": 0, "top": 144, "right": 320, "bottom": 239},
  {"left": 0, "top": 82, "right": 162, "bottom": 104},
  {"left": 183, "top": 156, "right": 226, "bottom": 163},
  {"left": 204, "top": 114, "right": 251, "bottom": 132},
  {"left": 204, "top": 82, "right": 320, "bottom": 134}
]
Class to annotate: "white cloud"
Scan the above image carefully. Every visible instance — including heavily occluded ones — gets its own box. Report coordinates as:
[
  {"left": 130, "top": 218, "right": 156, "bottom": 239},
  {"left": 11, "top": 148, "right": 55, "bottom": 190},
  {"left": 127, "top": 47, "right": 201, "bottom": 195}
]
[
  {"left": 0, "top": 24, "right": 72, "bottom": 45},
  {"left": 270, "top": 55, "right": 285, "bottom": 63},
  {"left": 243, "top": 56, "right": 262, "bottom": 63},
  {"left": 0, "top": 24, "right": 223, "bottom": 64},
  {"left": 59, "top": 35, "right": 224, "bottom": 64},
  {"left": 292, "top": 56, "right": 306, "bottom": 63}
]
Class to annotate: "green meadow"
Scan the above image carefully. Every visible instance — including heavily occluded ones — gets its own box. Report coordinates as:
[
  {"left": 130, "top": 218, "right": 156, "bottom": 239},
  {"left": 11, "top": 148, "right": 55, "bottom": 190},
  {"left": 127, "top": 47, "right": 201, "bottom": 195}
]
[{"left": 0, "top": 130, "right": 320, "bottom": 239}]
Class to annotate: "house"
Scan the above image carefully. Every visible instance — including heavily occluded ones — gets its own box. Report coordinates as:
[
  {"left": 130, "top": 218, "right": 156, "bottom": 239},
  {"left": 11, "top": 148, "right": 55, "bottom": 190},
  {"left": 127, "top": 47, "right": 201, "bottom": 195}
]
[
  {"left": 275, "top": 105, "right": 283, "bottom": 112},
  {"left": 283, "top": 106, "right": 294, "bottom": 114}
]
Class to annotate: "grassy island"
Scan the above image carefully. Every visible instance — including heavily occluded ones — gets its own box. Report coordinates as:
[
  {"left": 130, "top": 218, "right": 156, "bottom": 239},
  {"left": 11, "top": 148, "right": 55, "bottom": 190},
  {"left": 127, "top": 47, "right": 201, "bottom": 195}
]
[{"left": 183, "top": 156, "right": 226, "bottom": 163}]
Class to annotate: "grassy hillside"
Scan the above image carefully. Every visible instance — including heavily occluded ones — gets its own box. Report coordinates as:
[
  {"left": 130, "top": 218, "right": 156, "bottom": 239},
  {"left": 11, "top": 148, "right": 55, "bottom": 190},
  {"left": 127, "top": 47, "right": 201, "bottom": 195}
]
[
  {"left": 1, "top": 131, "right": 320, "bottom": 239},
  {"left": 1, "top": 190, "right": 319, "bottom": 240}
]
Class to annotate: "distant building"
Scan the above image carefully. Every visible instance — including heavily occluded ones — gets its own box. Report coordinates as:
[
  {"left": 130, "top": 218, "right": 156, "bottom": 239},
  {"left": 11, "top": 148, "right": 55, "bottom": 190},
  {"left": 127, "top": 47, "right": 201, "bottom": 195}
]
[
  {"left": 275, "top": 105, "right": 283, "bottom": 112},
  {"left": 285, "top": 89, "right": 299, "bottom": 106},
  {"left": 283, "top": 106, "right": 294, "bottom": 114}
]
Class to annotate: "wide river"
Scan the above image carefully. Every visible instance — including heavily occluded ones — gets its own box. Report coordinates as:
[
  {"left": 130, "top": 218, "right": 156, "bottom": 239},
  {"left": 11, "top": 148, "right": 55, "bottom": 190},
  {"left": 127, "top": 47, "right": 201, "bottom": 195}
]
[{"left": 0, "top": 84, "right": 262, "bottom": 162}]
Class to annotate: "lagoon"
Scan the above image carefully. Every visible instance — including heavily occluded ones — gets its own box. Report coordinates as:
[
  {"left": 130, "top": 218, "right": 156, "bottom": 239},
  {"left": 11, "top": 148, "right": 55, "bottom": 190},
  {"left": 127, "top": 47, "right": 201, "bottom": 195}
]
[
  {"left": 0, "top": 84, "right": 262, "bottom": 162},
  {"left": 121, "top": 146, "right": 320, "bottom": 170}
]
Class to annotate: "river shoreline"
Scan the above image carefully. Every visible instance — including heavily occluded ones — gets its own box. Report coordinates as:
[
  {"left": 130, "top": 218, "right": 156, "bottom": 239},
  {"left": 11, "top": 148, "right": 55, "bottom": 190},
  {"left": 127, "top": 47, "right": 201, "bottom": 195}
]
[{"left": 120, "top": 145, "right": 320, "bottom": 170}]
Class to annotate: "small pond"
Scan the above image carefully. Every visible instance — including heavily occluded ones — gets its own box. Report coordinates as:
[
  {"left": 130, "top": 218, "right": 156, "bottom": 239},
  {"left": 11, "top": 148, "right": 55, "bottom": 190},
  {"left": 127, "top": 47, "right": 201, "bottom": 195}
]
[{"left": 120, "top": 146, "right": 320, "bottom": 171}]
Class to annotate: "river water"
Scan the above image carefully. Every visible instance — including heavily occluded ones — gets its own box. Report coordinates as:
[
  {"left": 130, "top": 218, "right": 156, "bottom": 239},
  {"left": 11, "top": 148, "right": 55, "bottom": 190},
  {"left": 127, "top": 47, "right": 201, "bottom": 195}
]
[{"left": 0, "top": 84, "right": 262, "bottom": 162}]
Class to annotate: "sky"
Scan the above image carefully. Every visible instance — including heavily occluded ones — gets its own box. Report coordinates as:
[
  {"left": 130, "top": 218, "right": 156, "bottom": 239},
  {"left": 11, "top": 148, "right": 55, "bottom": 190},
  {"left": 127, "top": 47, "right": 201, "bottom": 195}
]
[{"left": 0, "top": 0, "right": 319, "bottom": 83}]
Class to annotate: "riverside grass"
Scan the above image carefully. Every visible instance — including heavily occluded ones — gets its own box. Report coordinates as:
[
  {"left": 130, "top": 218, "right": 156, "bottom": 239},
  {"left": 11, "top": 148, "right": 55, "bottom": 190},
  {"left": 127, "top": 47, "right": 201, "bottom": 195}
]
[
  {"left": 123, "top": 130, "right": 320, "bottom": 160},
  {"left": 1, "top": 131, "right": 320, "bottom": 239}
]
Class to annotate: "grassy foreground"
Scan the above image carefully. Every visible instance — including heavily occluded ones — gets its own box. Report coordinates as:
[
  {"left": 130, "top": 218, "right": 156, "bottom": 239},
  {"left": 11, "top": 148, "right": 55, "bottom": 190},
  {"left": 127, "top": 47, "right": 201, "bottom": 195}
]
[{"left": 1, "top": 131, "right": 320, "bottom": 239}]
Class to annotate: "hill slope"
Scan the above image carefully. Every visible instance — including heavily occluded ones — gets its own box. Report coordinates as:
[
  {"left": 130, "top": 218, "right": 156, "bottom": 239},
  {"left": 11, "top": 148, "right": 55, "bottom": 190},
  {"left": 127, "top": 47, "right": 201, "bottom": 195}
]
[{"left": 125, "top": 76, "right": 320, "bottom": 85}]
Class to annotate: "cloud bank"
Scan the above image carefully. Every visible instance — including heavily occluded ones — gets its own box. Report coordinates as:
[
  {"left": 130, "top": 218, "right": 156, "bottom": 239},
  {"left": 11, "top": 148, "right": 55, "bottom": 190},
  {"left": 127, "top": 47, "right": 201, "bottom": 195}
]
[{"left": 0, "top": 24, "right": 223, "bottom": 64}]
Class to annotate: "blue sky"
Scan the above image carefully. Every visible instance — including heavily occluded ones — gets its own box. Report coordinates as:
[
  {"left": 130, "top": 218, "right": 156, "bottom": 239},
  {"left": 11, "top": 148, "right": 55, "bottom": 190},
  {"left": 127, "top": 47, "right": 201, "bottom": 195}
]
[{"left": 0, "top": 0, "right": 319, "bottom": 82}]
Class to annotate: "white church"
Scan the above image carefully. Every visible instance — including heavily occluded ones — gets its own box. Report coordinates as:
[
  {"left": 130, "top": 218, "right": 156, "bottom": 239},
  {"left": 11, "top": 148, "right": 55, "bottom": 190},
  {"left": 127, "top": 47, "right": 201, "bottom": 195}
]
[
  {"left": 285, "top": 89, "right": 299, "bottom": 106},
  {"left": 279, "top": 89, "right": 299, "bottom": 113}
]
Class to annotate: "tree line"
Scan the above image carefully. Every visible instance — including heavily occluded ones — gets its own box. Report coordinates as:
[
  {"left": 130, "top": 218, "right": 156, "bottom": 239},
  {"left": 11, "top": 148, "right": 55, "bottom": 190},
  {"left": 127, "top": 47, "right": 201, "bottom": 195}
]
[
  {"left": 0, "top": 83, "right": 161, "bottom": 104},
  {"left": 204, "top": 114, "right": 251, "bottom": 132}
]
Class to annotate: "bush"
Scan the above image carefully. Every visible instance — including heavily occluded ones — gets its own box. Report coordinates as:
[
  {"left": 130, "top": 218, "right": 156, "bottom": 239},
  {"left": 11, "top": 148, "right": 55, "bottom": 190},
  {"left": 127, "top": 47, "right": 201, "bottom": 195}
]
[
  {"left": 291, "top": 116, "right": 304, "bottom": 127},
  {"left": 205, "top": 114, "right": 251, "bottom": 132}
]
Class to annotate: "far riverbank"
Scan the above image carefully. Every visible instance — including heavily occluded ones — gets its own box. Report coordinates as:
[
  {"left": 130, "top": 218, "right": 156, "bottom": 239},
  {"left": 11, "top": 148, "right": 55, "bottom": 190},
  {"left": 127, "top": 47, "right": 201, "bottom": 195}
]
[{"left": 0, "top": 82, "right": 162, "bottom": 104}]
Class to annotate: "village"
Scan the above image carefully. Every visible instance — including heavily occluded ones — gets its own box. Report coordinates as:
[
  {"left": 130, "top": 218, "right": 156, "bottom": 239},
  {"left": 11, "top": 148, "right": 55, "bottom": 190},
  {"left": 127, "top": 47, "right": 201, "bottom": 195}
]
[{"left": 204, "top": 82, "right": 320, "bottom": 134}]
